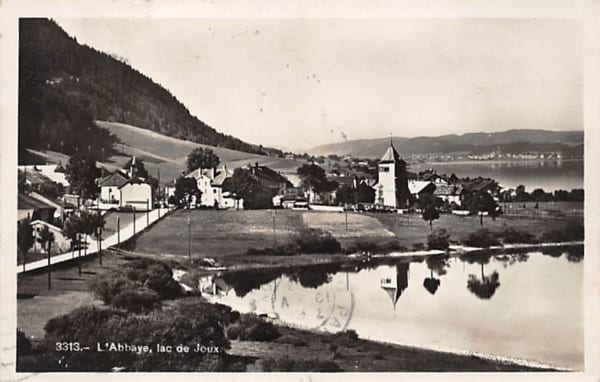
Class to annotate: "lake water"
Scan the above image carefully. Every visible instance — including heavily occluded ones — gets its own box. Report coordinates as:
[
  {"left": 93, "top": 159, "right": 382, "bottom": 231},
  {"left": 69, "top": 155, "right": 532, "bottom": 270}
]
[
  {"left": 201, "top": 247, "right": 583, "bottom": 370},
  {"left": 410, "top": 160, "right": 583, "bottom": 192}
]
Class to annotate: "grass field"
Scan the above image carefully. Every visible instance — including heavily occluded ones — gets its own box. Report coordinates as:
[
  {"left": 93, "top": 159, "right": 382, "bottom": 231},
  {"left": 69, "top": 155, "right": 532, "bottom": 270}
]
[
  {"left": 98, "top": 121, "right": 305, "bottom": 182},
  {"left": 17, "top": 250, "right": 138, "bottom": 338},
  {"left": 132, "top": 202, "right": 583, "bottom": 262},
  {"left": 372, "top": 201, "right": 583, "bottom": 247},
  {"left": 132, "top": 209, "right": 306, "bottom": 258}
]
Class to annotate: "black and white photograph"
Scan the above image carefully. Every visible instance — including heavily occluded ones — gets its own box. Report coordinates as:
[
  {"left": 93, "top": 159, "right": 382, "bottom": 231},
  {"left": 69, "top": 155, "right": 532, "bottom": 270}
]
[{"left": 1, "top": 1, "right": 598, "bottom": 380}]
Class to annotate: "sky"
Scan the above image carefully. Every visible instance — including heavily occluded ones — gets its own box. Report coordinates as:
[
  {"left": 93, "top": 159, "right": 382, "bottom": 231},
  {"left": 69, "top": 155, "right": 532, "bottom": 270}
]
[{"left": 55, "top": 18, "right": 582, "bottom": 150}]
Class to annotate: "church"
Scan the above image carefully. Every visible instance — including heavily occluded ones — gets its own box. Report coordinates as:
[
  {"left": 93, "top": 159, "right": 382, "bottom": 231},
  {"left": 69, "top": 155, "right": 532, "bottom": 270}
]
[{"left": 373, "top": 140, "right": 411, "bottom": 208}]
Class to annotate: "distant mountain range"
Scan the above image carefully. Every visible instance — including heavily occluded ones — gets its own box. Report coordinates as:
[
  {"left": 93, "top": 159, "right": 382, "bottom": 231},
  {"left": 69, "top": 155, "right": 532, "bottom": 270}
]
[
  {"left": 18, "top": 18, "right": 282, "bottom": 161},
  {"left": 307, "top": 130, "right": 584, "bottom": 158}
]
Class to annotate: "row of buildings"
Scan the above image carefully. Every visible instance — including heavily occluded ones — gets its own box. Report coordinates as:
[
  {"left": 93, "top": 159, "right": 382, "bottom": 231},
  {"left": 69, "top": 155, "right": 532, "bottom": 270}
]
[{"left": 171, "top": 142, "right": 500, "bottom": 211}]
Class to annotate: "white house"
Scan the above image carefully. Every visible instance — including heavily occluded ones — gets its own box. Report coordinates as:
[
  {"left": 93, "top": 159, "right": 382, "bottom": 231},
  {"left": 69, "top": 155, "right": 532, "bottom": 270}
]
[
  {"left": 98, "top": 172, "right": 153, "bottom": 211},
  {"left": 121, "top": 178, "right": 153, "bottom": 211},
  {"left": 186, "top": 166, "right": 242, "bottom": 209}
]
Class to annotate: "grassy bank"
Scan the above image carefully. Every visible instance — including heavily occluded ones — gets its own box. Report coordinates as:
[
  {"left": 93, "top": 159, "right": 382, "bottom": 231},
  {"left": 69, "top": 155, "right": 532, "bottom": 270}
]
[{"left": 129, "top": 205, "right": 583, "bottom": 265}]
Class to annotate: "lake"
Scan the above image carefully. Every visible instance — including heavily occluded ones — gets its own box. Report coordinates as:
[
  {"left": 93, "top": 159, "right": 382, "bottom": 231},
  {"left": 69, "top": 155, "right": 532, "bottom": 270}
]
[
  {"left": 201, "top": 247, "right": 584, "bottom": 370},
  {"left": 410, "top": 160, "right": 583, "bottom": 192}
]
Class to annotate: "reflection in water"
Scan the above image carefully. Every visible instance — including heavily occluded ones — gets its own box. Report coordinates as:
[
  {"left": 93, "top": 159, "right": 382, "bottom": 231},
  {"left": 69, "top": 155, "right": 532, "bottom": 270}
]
[
  {"left": 201, "top": 246, "right": 583, "bottom": 369},
  {"left": 422, "top": 255, "right": 450, "bottom": 295},
  {"left": 380, "top": 263, "right": 410, "bottom": 309},
  {"left": 467, "top": 270, "right": 501, "bottom": 300}
]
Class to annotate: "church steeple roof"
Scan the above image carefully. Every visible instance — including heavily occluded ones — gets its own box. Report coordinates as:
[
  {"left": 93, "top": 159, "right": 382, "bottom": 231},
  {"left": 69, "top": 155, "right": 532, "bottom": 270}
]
[{"left": 380, "top": 141, "right": 401, "bottom": 163}]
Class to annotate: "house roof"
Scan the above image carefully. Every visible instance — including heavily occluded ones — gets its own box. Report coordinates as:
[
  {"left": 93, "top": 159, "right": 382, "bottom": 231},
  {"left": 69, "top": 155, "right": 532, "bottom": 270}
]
[
  {"left": 99, "top": 172, "right": 129, "bottom": 188},
  {"left": 212, "top": 169, "right": 234, "bottom": 187},
  {"left": 408, "top": 180, "right": 433, "bottom": 195},
  {"left": 463, "top": 179, "right": 497, "bottom": 193},
  {"left": 379, "top": 144, "right": 401, "bottom": 163},
  {"left": 433, "top": 184, "right": 463, "bottom": 196},
  {"left": 326, "top": 175, "right": 355, "bottom": 187},
  {"left": 18, "top": 165, "right": 69, "bottom": 186},
  {"left": 186, "top": 168, "right": 215, "bottom": 180},
  {"left": 18, "top": 193, "right": 55, "bottom": 211}
]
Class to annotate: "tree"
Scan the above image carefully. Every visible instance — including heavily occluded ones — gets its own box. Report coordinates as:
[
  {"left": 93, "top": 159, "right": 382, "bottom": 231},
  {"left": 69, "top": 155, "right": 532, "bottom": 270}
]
[
  {"left": 63, "top": 214, "right": 84, "bottom": 275},
  {"left": 37, "top": 225, "right": 55, "bottom": 290},
  {"left": 173, "top": 177, "right": 201, "bottom": 208},
  {"left": 464, "top": 191, "right": 501, "bottom": 226},
  {"left": 65, "top": 153, "right": 100, "bottom": 199},
  {"left": 427, "top": 228, "right": 450, "bottom": 250},
  {"left": 17, "top": 219, "right": 34, "bottom": 269},
  {"left": 123, "top": 158, "right": 149, "bottom": 179},
  {"left": 87, "top": 212, "right": 106, "bottom": 265},
  {"left": 34, "top": 182, "right": 65, "bottom": 199},
  {"left": 335, "top": 185, "right": 354, "bottom": 204},
  {"left": 223, "top": 168, "right": 263, "bottom": 209},
  {"left": 186, "top": 147, "right": 220, "bottom": 172},
  {"left": 297, "top": 163, "right": 327, "bottom": 190},
  {"left": 422, "top": 204, "right": 440, "bottom": 230}
]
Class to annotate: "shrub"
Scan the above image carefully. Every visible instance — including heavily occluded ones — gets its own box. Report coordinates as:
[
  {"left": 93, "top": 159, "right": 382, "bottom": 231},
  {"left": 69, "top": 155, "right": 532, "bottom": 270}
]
[
  {"left": 274, "top": 334, "right": 308, "bottom": 347},
  {"left": 226, "top": 324, "right": 241, "bottom": 340},
  {"left": 16, "top": 329, "right": 32, "bottom": 357},
  {"left": 237, "top": 315, "right": 280, "bottom": 342},
  {"left": 111, "top": 288, "right": 161, "bottom": 313},
  {"left": 500, "top": 227, "right": 537, "bottom": 244},
  {"left": 427, "top": 228, "right": 450, "bottom": 250},
  {"left": 260, "top": 356, "right": 342, "bottom": 372},
  {"left": 89, "top": 275, "right": 137, "bottom": 304},
  {"left": 332, "top": 329, "right": 359, "bottom": 341},
  {"left": 462, "top": 228, "right": 500, "bottom": 248},
  {"left": 412, "top": 242, "right": 425, "bottom": 251},
  {"left": 295, "top": 228, "right": 341, "bottom": 254},
  {"left": 540, "top": 219, "right": 584, "bottom": 243}
]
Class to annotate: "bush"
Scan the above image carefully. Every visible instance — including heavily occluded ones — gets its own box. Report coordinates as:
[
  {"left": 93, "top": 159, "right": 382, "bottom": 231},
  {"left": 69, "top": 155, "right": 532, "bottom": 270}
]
[
  {"left": 295, "top": 228, "right": 341, "bottom": 254},
  {"left": 111, "top": 288, "right": 161, "bottom": 313},
  {"left": 236, "top": 315, "right": 280, "bottom": 342},
  {"left": 226, "top": 324, "right": 241, "bottom": 340},
  {"left": 427, "top": 228, "right": 450, "bottom": 250},
  {"left": 89, "top": 258, "right": 183, "bottom": 307},
  {"left": 412, "top": 242, "right": 425, "bottom": 251},
  {"left": 16, "top": 329, "right": 32, "bottom": 357},
  {"left": 260, "top": 356, "right": 341, "bottom": 372},
  {"left": 332, "top": 329, "right": 359, "bottom": 341},
  {"left": 462, "top": 228, "right": 500, "bottom": 248},
  {"left": 500, "top": 227, "right": 537, "bottom": 244},
  {"left": 36, "top": 302, "right": 231, "bottom": 372},
  {"left": 540, "top": 220, "right": 584, "bottom": 243},
  {"left": 89, "top": 275, "right": 137, "bottom": 304},
  {"left": 275, "top": 334, "right": 308, "bottom": 347}
]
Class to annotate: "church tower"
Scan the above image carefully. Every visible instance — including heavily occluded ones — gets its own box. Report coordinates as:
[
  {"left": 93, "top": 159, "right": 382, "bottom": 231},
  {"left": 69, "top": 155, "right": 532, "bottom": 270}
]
[{"left": 376, "top": 140, "right": 410, "bottom": 208}]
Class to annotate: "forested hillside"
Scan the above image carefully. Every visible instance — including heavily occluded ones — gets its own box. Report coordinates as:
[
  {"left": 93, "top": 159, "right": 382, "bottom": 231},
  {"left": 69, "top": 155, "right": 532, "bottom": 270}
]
[{"left": 19, "top": 18, "right": 280, "bottom": 161}]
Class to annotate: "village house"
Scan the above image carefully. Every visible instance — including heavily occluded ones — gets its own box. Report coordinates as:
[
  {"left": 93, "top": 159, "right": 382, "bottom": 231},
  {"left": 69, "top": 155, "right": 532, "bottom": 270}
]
[
  {"left": 30, "top": 219, "right": 71, "bottom": 254},
  {"left": 18, "top": 193, "right": 56, "bottom": 222},
  {"left": 434, "top": 183, "right": 464, "bottom": 206},
  {"left": 98, "top": 159, "right": 153, "bottom": 211},
  {"left": 407, "top": 180, "right": 435, "bottom": 199},
  {"left": 185, "top": 166, "right": 241, "bottom": 209}
]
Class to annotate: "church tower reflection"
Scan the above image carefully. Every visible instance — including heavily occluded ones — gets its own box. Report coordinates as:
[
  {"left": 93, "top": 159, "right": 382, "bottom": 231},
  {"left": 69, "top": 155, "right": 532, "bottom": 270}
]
[{"left": 380, "top": 263, "right": 410, "bottom": 310}]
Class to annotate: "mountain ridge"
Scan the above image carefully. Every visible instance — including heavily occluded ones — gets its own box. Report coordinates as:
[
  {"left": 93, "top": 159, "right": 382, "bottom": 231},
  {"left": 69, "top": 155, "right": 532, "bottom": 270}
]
[
  {"left": 306, "top": 129, "right": 583, "bottom": 158},
  {"left": 18, "top": 18, "right": 282, "bottom": 159}
]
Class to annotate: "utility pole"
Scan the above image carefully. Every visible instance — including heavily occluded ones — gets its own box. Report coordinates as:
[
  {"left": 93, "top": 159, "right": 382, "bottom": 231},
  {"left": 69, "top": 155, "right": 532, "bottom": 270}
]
[
  {"left": 146, "top": 199, "right": 150, "bottom": 226},
  {"left": 187, "top": 216, "right": 191, "bottom": 260},
  {"left": 272, "top": 210, "right": 276, "bottom": 245},
  {"left": 133, "top": 206, "right": 136, "bottom": 235},
  {"left": 117, "top": 216, "right": 120, "bottom": 246},
  {"left": 78, "top": 233, "right": 82, "bottom": 276},
  {"left": 345, "top": 206, "right": 348, "bottom": 232}
]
